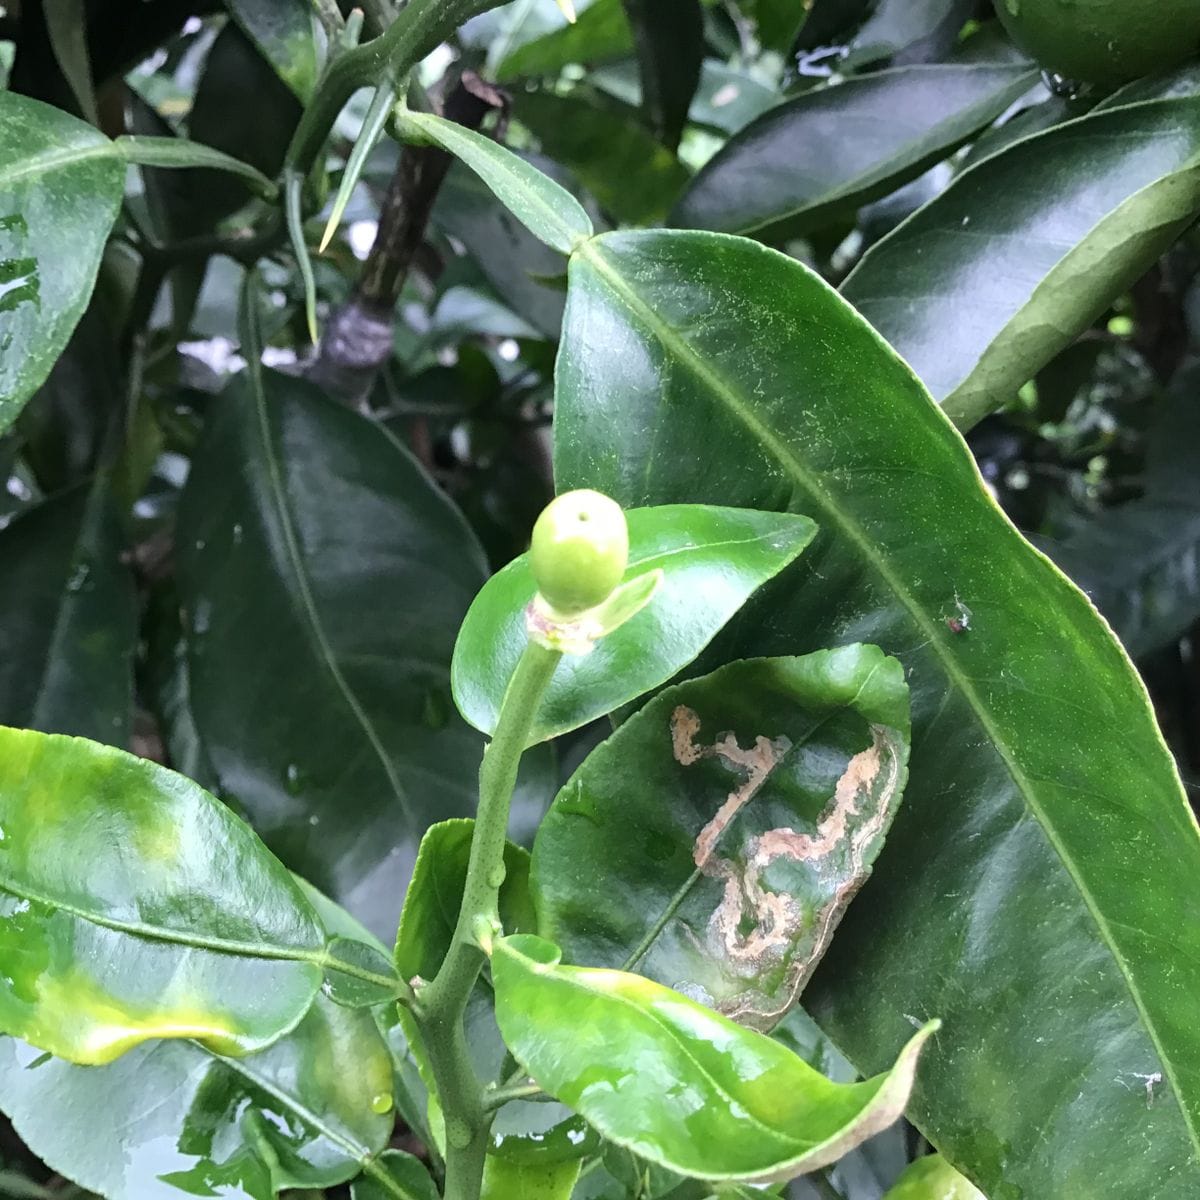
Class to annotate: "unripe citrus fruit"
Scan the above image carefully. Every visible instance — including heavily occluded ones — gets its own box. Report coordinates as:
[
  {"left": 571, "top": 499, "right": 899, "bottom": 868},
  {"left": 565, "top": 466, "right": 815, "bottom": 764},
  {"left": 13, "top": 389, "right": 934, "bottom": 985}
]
[
  {"left": 530, "top": 489, "right": 628, "bottom": 616},
  {"left": 993, "top": 0, "right": 1200, "bottom": 86}
]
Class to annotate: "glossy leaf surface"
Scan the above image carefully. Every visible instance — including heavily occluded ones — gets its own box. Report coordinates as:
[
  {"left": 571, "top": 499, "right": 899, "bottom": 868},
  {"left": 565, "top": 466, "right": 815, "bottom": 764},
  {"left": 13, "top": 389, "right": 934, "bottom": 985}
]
[
  {"left": 178, "top": 368, "right": 487, "bottom": 939},
  {"left": 0, "top": 726, "right": 324, "bottom": 1063},
  {"left": 482, "top": 1156, "right": 582, "bottom": 1200},
  {"left": 533, "top": 648, "right": 909, "bottom": 1029},
  {"left": 493, "top": 934, "right": 937, "bottom": 1182},
  {"left": 554, "top": 228, "right": 1200, "bottom": 1195},
  {"left": 394, "top": 820, "right": 575, "bottom": 1164},
  {"left": 623, "top": 0, "right": 703, "bottom": 151},
  {"left": 0, "top": 992, "right": 394, "bottom": 1199},
  {"left": 884, "top": 1155, "right": 985, "bottom": 1200},
  {"left": 434, "top": 161, "right": 569, "bottom": 338},
  {"left": 842, "top": 86, "right": 1200, "bottom": 428},
  {"left": 394, "top": 820, "right": 536, "bottom": 985},
  {"left": 0, "top": 479, "right": 136, "bottom": 743},
  {"left": 399, "top": 110, "right": 592, "bottom": 255},
  {"left": 352, "top": 1150, "right": 440, "bottom": 1200},
  {"left": 227, "top": 0, "right": 318, "bottom": 101},
  {"left": 515, "top": 92, "right": 689, "bottom": 226},
  {"left": 673, "top": 65, "right": 1036, "bottom": 239},
  {"left": 0, "top": 93, "right": 124, "bottom": 435},
  {"left": 452, "top": 504, "right": 816, "bottom": 744}
]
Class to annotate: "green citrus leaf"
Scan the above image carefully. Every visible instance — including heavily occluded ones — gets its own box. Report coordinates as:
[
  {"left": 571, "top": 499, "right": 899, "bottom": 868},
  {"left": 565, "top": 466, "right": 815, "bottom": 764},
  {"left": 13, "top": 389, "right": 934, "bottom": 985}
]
[
  {"left": 393, "top": 821, "right": 589, "bottom": 1165},
  {"left": 398, "top": 109, "right": 593, "bottom": 255},
  {"left": 0, "top": 725, "right": 324, "bottom": 1064},
  {"left": 0, "top": 92, "right": 124, "bottom": 436},
  {"left": 492, "top": 934, "right": 937, "bottom": 1183},
  {"left": 0, "top": 478, "right": 135, "bottom": 743},
  {"left": 532, "top": 648, "right": 909, "bottom": 1029},
  {"left": 622, "top": 0, "right": 703, "bottom": 152},
  {"left": 674, "top": 64, "right": 1037, "bottom": 240},
  {"left": 553, "top": 227, "right": 1200, "bottom": 1195},
  {"left": 841, "top": 78, "right": 1200, "bottom": 429},
  {"left": 884, "top": 1155, "right": 986, "bottom": 1200},
  {"left": 0, "top": 991, "right": 394, "bottom": 1199},
  {"left": 514, "top": 91, "right": 689, "bottom": 227},
  {"left": 451, "top": 504, "right": 816, "bottom": 744},
  {"left": 482, "top": 1155, "right": 582, "bottom": 1200},
  {"left": 177, "top": 368, "right": 488, "bottom": 940},
  {"left": 227, "top": 0, "right": 319, "bottom": 101},
  {"left": 492, "top": 0, "right": 633, "bottom": 81},
  {"left": 352, "top": 1150, "right": 440, "bottom": 1200},
  {"left": 395, "top": 820, "right": 536, "bottom": 987}
]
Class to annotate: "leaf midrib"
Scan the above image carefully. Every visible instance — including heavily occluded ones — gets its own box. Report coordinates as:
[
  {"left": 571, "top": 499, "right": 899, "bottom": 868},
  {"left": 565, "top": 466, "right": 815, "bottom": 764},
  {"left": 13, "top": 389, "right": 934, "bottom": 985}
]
[
  {"left": 0, "top": 875, "right": 321, "bottom": 963},
  {"left": 0, "top": 140, "right": 114, "bottom": 189},
  {"left": 575, "top": 233, "right": 1200, "bottom": 1158}
]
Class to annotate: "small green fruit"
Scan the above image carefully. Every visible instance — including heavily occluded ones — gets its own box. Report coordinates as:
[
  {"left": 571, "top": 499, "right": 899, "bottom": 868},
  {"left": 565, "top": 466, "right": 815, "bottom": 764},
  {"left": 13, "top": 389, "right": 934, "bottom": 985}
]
[
  {"left": 530, "top": 489, "right": 629, "bottom": 616},
  {"left": 993, "top": 0, "right": 1200, "bottom": 87}
]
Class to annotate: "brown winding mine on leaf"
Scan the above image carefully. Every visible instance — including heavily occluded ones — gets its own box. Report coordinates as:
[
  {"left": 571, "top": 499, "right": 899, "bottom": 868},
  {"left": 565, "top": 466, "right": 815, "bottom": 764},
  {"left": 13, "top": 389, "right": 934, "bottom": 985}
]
[{"left": 670, "top": 705, "right": 904, "bottom": 1029}]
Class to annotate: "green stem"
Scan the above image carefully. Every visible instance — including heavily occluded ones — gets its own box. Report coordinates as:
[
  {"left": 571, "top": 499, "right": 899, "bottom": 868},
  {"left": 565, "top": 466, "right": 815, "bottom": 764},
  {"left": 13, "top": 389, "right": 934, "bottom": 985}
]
[
  {"left": 283, "top": 0, "right": 506, "bottom": 178},
  {"left": 416, "top": 639, "right": 561, "bottom": 1200},
  {"left": 482, "top": 1081, "right": 544, "bottom": 1111}
]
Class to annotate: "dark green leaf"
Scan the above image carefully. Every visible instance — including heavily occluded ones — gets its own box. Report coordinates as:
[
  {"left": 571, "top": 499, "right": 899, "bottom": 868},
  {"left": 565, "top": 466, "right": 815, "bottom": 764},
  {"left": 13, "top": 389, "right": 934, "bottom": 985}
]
[
  {"left": 841, "top": 84, "right": 1200, "bottom": 429},
  {"left": 591, "top": 60, "right": 778, "bottom": 135},
  {"left": 44, "top": 0, "right": 97, "bottom": 123},
  {"left": 399, "top": 110, "right": 593, "bottom": 255},
  {"left": 533, "top": 648, "right": 909, "bottom": 1029},
  {"left": 324, "top": 937, "right": 410, "bottom": 1008},
  {"left": 0, "top": 479, "right": 135, "bottom": 742},
  {"left": 177, "top": 369, "right": 487, "bottom": 940},
  {"left": 623, "top": 0, "right": 704, "bottom": 151},
  {"left": 0, "top": 991, "right": 395, "bottom": 1199},
  {"left": 515, "top": 92, "right": 690, "bottom": 225},
  {"left": 452, "top": 504, "right": 816, "bottom": 744},
  {"left": 433, "top": 160, "right": 568, "bottom": 339},
  {"left": 844, "top": 0, "right": 973, "bottom": 67},
  {"left": 743, "top": 0, "right": 809, "bottom": 53},
  {"left": 227, "top": 0, "right": 319, "bottom": 101},
  {"left": 16, "top": 303, "right": 124, "bottom": 493},
  {"left": 1050, "top": 379, "right": 1200, "bottom": 658},
  {"left": 883, "top": 1155, "right": 985, "bottom": 1199},
  {"left": 494, "top": 0, "right": 633, "bottom": 81},
  {"left": 554, "top": 228, "right": 1200, "bottom": 1195},
  {"left": 352, "top": 1150, "right": 440, "bottom": 1200},
  {"left": 493, "top": 934, "right": 937, "bottom": 1182},
  {"left": 0, "top": 725, "right": 325, "bottom": 1064},
  {"left": 673, "top": 65, "right": 1037, "bottom": 240},
  {"left": 181, "top": 22, "right": 300, "bottom": 236},
  {"left": 0, "top": 92, "right": 124, "bottom": 436},
  {"left": 956, "top": 93, "right": 1074, "bottom": 171}
]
